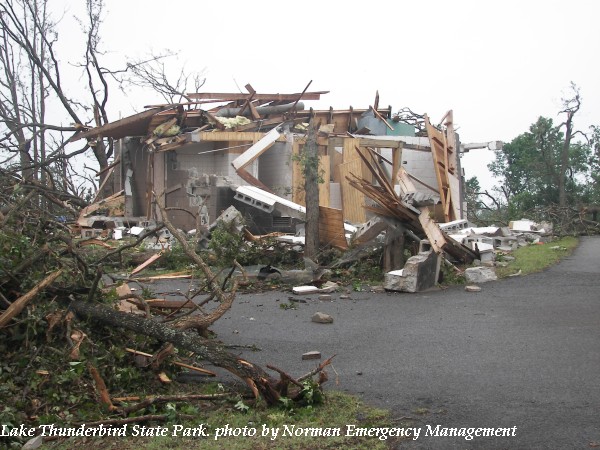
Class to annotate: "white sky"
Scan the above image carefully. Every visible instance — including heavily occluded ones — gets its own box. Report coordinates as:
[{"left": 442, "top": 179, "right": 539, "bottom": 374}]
[{"left": 53, "top": 0, "right": 600, "bottom": 191}]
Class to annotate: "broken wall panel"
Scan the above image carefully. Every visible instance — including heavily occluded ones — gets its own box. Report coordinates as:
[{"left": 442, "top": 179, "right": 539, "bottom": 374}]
[
  {"left": 258, "top": 140, "right": 294, "bottom": 199},
  {"left": 339, "top": 159, "right": 366, "bottom": 224},
  {"left": 318, "top": 206, "right": 348, "bottom": 250},
  {"left": 425, "top": 115, "right": 458, "bottom": 222}
]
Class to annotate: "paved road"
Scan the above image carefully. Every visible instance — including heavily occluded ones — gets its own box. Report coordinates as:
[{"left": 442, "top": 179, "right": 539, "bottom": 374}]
[{"left": 183, "top": 237, "right": 599, "bottom": 448}]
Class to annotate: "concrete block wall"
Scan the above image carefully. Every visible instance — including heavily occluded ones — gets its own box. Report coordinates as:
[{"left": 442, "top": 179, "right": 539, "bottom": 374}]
[
  {"left": 402, "top": 149, "right": 439, "bottom": 194},
  {"left": 170, "top": 143, "right": 257, "bottom": 186}
]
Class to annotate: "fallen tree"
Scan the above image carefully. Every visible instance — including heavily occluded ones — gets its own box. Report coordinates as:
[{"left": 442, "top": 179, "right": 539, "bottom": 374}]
[{"left": 68, "top": 299, "right": 285, "bottom": 405}]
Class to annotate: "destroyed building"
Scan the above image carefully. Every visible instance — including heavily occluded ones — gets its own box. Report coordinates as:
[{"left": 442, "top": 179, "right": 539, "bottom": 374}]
[
  {"left": 75, "top": 88, "right": 466, "bottom": 234},
  {"left": 74, "top": 86, "right": 508, "bottom": 291}
]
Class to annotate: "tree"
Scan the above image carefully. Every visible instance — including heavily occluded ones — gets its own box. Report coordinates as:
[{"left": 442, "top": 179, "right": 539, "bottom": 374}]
[
  {"left": 488, "top": 112, "right": 591, "bottom": 219},
  {"left": 301, "top": 116, "right": 320, "bottom": 260},
  {"left": 557, "top": 83, "right": 582, "bottom": 206},
  {"left": 0, "top": 0, "right": 112, "bottom": 200}
]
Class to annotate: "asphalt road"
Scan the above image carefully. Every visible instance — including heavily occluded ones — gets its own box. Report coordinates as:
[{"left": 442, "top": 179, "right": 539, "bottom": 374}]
[{"left": 162, "top": 236, "right": 600, "bottom": 449}]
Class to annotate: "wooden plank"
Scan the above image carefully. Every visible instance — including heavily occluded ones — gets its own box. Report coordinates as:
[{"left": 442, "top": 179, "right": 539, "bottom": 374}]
[
  {"left": 425, "top": 115, "right": 455, "bottom": 222},
  {"left": 357, "top": 137, "right": 400, "bottom": 148},
  {"left": 194, "top": 131, "right": 265, "bottom": 142},
  {"left": 318, "top": 206, "right": 348, "bottom": 249},
  {"left": 236, "top": 168, "right": 276, "bottom": 194},
  {"left": 187, "top": 91, "right": 329, "bottom": 101},
  {"left": 342, "top": 137, "right": 361, "bottom": 162},
  {"left": 72, "top": 107, "right": 168, "bottom": 141},
  {"left": 248, "top": 102, "right": 261, "bottom": 120},
  {"left": 339, "top": 160, "right": 366, "bottom": 223},
  {"left": 398, "top": 167, "right": 417, "bottom": 194},
  {"left": 131, "top": 252, "right": 163, "bottom": 276},
  {"left": 231, "top": 127, "right": 280, "bottom": 170},
  {"left": 0, "top": 270, "right": 63, "bottom": 328},
  {"left": 370, "top": 106, "right": 394, "bottom": 131},
  {"left": 418, "top": 208, "right": 445, "bottom": 254},
  {"left": 78, "top": 191, "right": 125, "bottom": 219},
  {"left": 392, "top": 145, "right": 401, "bottom": 187}
]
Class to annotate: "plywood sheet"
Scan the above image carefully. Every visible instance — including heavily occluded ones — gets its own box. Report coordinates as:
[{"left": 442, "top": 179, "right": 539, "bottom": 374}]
[
  {"left": 319, "top": 206, "right": 348, "bottom": 249},
  {"left": 339, "top": 159, "right": 366, "bottom": 224},
  {"left": 318, "top": 154, "right": 330, "bottom": 207}
]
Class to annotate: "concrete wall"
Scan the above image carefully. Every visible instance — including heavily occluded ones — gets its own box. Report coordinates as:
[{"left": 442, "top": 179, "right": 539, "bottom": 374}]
[
  {"left": 401, "top": 148, "right": 439, "bottom": 195},
  {"left": 257, "top": 141, "right": 293, "bottom": 198}
]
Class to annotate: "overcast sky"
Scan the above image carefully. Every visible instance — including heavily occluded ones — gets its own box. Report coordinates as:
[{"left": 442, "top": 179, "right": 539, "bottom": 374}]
[{"left": 55, "top": 0, "right": 600, "bottom": 191}]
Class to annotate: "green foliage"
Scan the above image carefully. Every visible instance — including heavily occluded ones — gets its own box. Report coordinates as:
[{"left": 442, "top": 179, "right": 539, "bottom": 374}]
[
  {"left": 279, "top": 302, "right": 297, "bottom": 310},
  {"left": 159, "top": 243, "right": 190, "bottom": 270},
  {"left": 476, "top": 85, "right": 598, "bottom": 225},
  {"left": 496, "top": 236, "right": 578, "bottom": 277},
  {"left": 439, "top": 262, "right": 465, "bottom": 285},
  {"left": 207, "top": 221, "right": 246, "bottom": 268},
  {"left": 234, "top": 400, "right": 250, "bottom": 413},
  {"left": 0, "top": 295, "right": 176, "bottom": 446}
]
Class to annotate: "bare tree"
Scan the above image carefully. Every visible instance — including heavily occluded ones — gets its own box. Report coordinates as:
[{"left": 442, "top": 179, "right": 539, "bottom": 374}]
[
  {"left": 558, "top": 82, "right": 581, "bottom": 207},
  {"left": 126, "top": 53, "right": 206, "bottom": 104},
  {"left": 1, "top": 0, "right": 206, "bottom": 205}
]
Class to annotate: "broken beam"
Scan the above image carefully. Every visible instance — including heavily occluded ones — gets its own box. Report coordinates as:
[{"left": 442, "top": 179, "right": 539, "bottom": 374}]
[{"left": 187, "top": 91, "right": 329, "bottom": 101}]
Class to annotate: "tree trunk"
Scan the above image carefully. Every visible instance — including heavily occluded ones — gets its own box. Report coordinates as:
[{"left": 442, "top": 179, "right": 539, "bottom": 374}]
[
  {"left": 303, "top": 117, "right": 320, "bottom": 260},
  {"left": 558, "top": 110, "right": 574, "bottom": 207},
  {"left": 68, "top": 300, "right": 282, "bottom": 405}
]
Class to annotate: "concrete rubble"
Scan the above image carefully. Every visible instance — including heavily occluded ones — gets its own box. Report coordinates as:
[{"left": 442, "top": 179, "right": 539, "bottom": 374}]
[
  {"left": 465, "top": 267, "right": 498, "bottom": 284},
  {"left": 384, "top": 251, "right": 440, "bottom": 293},
  {"left": 70, "top": 84, "right": 554, "bottom": 296}
]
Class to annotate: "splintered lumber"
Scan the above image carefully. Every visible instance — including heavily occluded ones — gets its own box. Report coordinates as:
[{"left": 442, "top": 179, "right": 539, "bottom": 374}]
[
  {"left": 187, "top": 91, "right": 329, "bottom": 101},
  {"left": 344, "top": 146, "right": 476, "bottom": 263},
  {"left": 418, "top": 207, "right": 477, "bottom": 263},
  {"left": 0, "top": 270, "right": 63, "bottom": 328},
  {"left": 397, "top": 166, "right": 417, "bottom": 194},
  {"left": 425, "top": 114, "right": 457, "bottom": 222},
  {"left": 231, "top": 127, "right": 281, "bottom": 170},
  {"left": 157, "top": 372, "right": 172, "bottom": 384},
  {"left": 72, "top": 107, "right": 169, "bottom": 141},
  {"left": 88, "top": 364, "right": 117, "bottom": 411},
  {"left": 145, "top": 299, "right": 196, "bottom": 309},
  {"left": 134, "top": 272, "right": 192, "bottom": 281},
  {"left": 130, "top": 252, "right": 163, "bottom": 276},
  {"left": 125, "top": 347, "right": 217, "bottom": 376},
  {"left": 77, "top": 190, "right": 125, "bottom": 220}
]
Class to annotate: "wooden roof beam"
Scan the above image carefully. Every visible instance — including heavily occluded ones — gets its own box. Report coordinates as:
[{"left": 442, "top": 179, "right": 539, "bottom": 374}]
[{"left": 186, "top": 91, "right": 329, "bottom": 101}]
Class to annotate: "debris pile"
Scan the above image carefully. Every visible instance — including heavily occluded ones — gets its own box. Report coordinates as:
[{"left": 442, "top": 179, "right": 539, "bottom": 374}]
[{"left": 68, "top": 87, "right": 510, "bottom": 294}]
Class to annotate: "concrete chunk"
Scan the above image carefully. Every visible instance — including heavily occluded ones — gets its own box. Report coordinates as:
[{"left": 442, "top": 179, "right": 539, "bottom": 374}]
[
  {"left": 302, "top": 351, "right": 322, "bottom": 360},
  {"left": 465, "top": 285, "right": 482, "bottom": 292},
  {"left": 384, "top": 251, "right": 439, "bottom": 293},
  {"left": 465, "top": 266, "right": 498, "bottom": 283}
]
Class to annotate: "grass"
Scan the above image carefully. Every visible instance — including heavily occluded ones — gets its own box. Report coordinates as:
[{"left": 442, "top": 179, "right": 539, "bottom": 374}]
[
  {"left": 46, "top": 391, "right": 403, "bottom": 450},
  {"left": 495, "top": 236, "right": 579, "bottom": 278}
]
